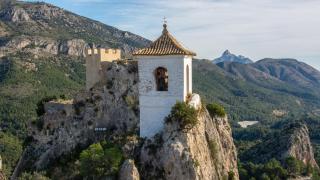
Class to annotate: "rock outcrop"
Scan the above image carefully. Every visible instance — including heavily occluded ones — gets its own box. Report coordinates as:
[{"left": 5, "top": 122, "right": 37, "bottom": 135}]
[
  {"left": 12, "top": 61, "right": 139, "bottom": 178},
  {"left": 139, "top": 94, "right": 238, "bottom": 180},
  {"left": 58, "top": 39, "right": 87, "bottom": 56},
  {"left": 119, "top": 159, "right": 140, "bottom": 180},
  {"left": 241, "top": 122, "right": 318, "bottom": 168},
  {"left": 213, "top": 50, "right": 253, "bottom": 64},
  {"left": 0, "top": 1, "right": 150, "bottom": 58},
  {"left": 13, "top": 62, "right": 239, "bottom": 180},
  {"left": 1, "top": 6, "right": 31, "bottom": 22},
  {"left": 285, "top": 123, "right": 318, "bottom": 167},
  {"left": 0, "top": 36, "right": 89, "bottom": 57}
]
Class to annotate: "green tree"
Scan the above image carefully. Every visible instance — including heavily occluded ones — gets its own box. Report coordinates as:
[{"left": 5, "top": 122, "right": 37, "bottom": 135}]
[
  {"left": 312, "top": 169, "right": 320, "bottom": 180},
  {"left": 239, "top": 167, "right": 249, "bottom": 180},
  {"left": 285, "top": 156, "right": 303, "bottom": 175},
  {"left": 0, "top": 132, "right": 23, "bottom": 176},
  {"left": 305, "top": 163, "right": 314, "bottom": 176},
  {"left": 79, "top": 143, "right": 105, "bottom": 178},
  {"left": 19, "top": 171, "right": 50, "bottom": 180},
  {"left": 79, "top": 141, "right": 123, "bottom": 179},
  {"left": 263, "top": 159, "right": 287, "bottom": 179},
  {"left": 260, "top": 173, "right": 271, "bottom": 180}
]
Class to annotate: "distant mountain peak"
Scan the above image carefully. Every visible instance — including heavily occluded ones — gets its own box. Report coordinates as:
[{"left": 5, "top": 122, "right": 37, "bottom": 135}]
[
  {"left": 213, "top": 50, "right": 253, "bottom": 64},
  {"left": 222, "top": 49, "right": 231, "bottom": 56}
]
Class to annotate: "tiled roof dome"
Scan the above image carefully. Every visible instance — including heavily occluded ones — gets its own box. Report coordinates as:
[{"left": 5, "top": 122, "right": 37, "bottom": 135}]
[{"left": 133, "top": 23, "right": 196, "bottom": 56}]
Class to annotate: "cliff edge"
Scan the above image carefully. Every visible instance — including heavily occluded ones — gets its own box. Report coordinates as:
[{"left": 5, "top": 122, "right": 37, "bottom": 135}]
[
  {"left": 12, "top": 61, "right": 238, "bottom": 180},
  {"left": 139, "top": 94, "right": 238, "bottom": 179},
  {"left": 242, "top": 122, "right": 318, "bottom": 168}
]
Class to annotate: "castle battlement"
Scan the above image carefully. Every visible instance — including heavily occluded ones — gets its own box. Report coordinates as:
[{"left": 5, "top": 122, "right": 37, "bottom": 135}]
[
  {"left": 86, "top": 48, "right": 121, "bottom": 62},
  {"left": 86, "top": 48, "right": 122, "bottom": 91}
]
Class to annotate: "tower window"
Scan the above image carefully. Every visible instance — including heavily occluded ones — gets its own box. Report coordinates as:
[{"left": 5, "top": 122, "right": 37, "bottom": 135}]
[{"left": 155, "top": 67, "right": 168, "bottom": 91}]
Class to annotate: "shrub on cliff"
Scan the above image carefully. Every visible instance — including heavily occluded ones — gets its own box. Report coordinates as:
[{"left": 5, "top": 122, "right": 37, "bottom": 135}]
[
  {"left": 0, "top": 132, "right": 23, "bottom": 177},
  {"left": 19, "top": 171, "right": 49, "bottom": 180},
  {"left": 206, "top": 103, "right": 226, "bottom": 118},
  {"left": 79, "top": 141, "right": 123, "bottom": 179},
  {"left": 285, "top": 156, "right": 304, "bottom": 175},
  {"left": 165, "top": 102, "right": 198, "bottom": 130}
]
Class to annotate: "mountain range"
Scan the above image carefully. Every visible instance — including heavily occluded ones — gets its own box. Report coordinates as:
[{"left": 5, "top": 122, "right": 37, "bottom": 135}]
[{"left": 212, "top": 50, "right": 253, "bottom": 64}]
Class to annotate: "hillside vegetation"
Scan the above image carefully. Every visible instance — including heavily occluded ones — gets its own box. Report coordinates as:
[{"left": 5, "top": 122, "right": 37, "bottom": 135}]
[
  {"left": 193, "top": 59, "right": 320, "bottom": 125},
  {"left": 0, "top": 1, "right": 149, "bottom": 176},
  {"left": 193, "top": 59, "right": 320, "bottom": 174}
]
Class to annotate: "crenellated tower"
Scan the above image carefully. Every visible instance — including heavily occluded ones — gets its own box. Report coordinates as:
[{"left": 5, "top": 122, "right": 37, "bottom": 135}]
[{"left": 85, "top": 48, "right": 121, "bottom": 90}]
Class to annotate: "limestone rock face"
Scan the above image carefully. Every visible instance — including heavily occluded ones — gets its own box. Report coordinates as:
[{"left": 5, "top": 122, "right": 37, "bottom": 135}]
[
  {"left": 0, "top": 36, "right": 88, "bottom": 58},
  {"left": 13, "top": 63, "right": 239, "bottom": 180},
  {"left": 0, "top": 1, "right": 150, "bottom": 59},
  {"left": 140, "top": 94, "right": 239, "bottom": 180},
  {"left": 119, "top": 159, "right": 140, "bottom": 180},
  {"left": 58, "top": 39, "right": 88, "bottom": 56},
  {"left": 285, "top": 124, "right": 318, "bottom": 168},
  {"left": 242, "top": 122, "right": 318, "bottom": 168},
  {"left": 1, "top": 7, "right": 31, "bottom": 22},
  {"left": 12, "top": 62, "right": 139, "bottom": 177}
]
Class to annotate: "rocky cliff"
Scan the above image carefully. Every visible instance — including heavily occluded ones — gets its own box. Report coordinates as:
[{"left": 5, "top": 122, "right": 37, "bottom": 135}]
[
  {"left": 13, "top": 61, "right": 239, "bottom": 180},
  {"left": 140, "top": 94, "right": 238, "bottom": 180},
  {"left": 0, "top": 1, "right": 150, "bottom": 58},
  {"left": 0, "top": 2, "right": 150, "bottom": 175},
  {"left": 241, "top": 122, "right": 318, "bottom": 168},
  {"left": 12, "top": 61, "right": 139, "bottom": 177}
]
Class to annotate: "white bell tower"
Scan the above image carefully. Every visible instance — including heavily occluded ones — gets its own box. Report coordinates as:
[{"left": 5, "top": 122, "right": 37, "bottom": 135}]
[{"left": 133, "top": 22, "right": 196, "bottom": 138}]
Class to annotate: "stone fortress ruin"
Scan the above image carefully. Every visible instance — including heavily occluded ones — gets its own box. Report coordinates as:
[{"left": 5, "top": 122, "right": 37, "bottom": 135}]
[
  {"left": 43, "top": 22, "right": 197, "bottom": 138},
  {"left": 85, "top": 22, "right": 196, "bottom": 137},
  {"left": 85, "top": 48, "right": 121, "bottom": 91}
]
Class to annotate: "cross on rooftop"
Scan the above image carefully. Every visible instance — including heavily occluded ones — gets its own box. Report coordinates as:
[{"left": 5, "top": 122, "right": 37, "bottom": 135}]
[{"left": 163, "top": 17, "right": 167, "bottom": 25}]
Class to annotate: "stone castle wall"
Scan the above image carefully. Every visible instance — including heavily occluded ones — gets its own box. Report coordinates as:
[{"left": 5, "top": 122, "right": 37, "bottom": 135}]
[
  {"left": 85, "top": 48, "right": 121, "bottom": 90},
  {"left": 87, "top": 48, "right": 121, "bottom": 62}
]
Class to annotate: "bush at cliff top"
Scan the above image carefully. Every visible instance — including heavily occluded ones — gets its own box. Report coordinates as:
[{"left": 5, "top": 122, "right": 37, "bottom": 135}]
[
  {"left": 165, "top": 102, "right": 198, "bottom": 130},
  {"left": 19, "top": 171, "right": 50, "bottom": 180},
  {"left": 79, "top": 141, "right": 123, "bottom": 179},
  {"left": 206, "top": 103, "right": 226, "bottom": 118}
]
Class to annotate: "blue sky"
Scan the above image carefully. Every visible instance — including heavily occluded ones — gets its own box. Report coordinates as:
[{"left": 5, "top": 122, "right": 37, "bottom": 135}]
[{"left": 26, "top": 0, "right": 320, "bottom": 70}]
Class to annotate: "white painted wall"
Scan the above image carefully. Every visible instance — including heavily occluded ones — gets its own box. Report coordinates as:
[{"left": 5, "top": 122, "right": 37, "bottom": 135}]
[
  {"left": 184, "top": 56, "right": 193, "bottom": 99},
  {"left": 137, "top": 55, "right": 192, "bottom": 137}
]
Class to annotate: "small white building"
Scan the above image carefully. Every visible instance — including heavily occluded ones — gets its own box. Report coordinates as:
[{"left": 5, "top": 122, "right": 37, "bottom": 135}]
[{"left": 133, "top": 23, "right": 196, "bottom": 138}]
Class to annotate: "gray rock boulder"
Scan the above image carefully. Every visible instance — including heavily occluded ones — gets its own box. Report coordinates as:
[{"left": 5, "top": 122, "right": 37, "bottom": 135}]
[
  {"left": 1, "top": 7, "right": 31, "bottom": 22},
  {"left": 58, "top": 39, "right": 88, "bottom": 56},
  {"left": 119, "top": 159, "right": 140, "bottom": 180}
]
